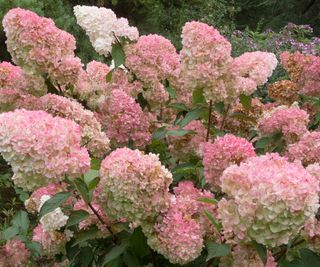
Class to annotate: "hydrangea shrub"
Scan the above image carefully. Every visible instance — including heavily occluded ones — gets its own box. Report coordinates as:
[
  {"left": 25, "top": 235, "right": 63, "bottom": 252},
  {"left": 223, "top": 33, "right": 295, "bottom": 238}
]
[{"left": 1, "top": 5, "right": 320, "bottom": 267}]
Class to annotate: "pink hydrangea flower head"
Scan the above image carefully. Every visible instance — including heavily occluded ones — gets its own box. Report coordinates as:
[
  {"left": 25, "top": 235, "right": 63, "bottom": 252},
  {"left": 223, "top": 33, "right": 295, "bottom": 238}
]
[
  {"left": 280, "top": 51, "right": 315, "bottom": 82},
  {"left": 0, "top": 109, "right": 90, "bottom": 190},
  {"left": 302, "top": 217, "right": 320, "bottom": 252},
  {"left": 220, "top": 244, "right": 276, "bottom": 267},
  {"left": 286, "top": 131, "right": 320, "bottom": 165},
  {"left": 218, "top": 153, "right": 319, "bottom": 247},
  {"left": 231, "top": 51, "right": 277, "bottom": 86},
  {"left": 98, "top": 89, "right": 152, "bottom": 148},
  {"left": 145, "top": 181, "right": 217, "bottom": 264},
  {"left": 202, "top": 134, "right": 256, "bottom": 189},
  {"left": 0, "top": 62, "right": 46, "bottom": 110},
  {"left": 0, "top": 61, "right": 22, "bottom": 90},
  {"left": 75, "top": 61, "right": 110, "bottom": 109},
  {"left": 125, "top": 34, "right": 179, "bottom": 107},
  {"left": 3, "top": 8, "right": 81, "bottom": 86},
  {"left": 125, "top": 34, "right": 179, "bottom": 84},
  {"left": 176, "top": 21, "right": 233, "bottom": 102},
  {"left": 258, "top": 105, "right": 309, "bottom": 143},
  {"left": 0, "top": 238, "right": 30, "bottom": 267},
  {"left": 49, "top": 56, "right": 83, "bottom": 86},
  {"left": 32, "top": 224, "right": 72, "bottom": 257},
  {"left": 97, "top": 147, "right": 173, "bottom": 226},
  {"left": 18, "top": 94, "right": 110, "bottom": 158},
  {"left": 299, "top": 56, "right": 320, "bottom": 96}
]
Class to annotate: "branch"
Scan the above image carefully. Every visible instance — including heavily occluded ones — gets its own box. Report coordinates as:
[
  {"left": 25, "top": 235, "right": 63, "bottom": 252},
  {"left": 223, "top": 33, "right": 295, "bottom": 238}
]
[
  {"left": 206, "top": 100, "right": 213, "bottom": 142},
  {"left": 88, "top": 202, "right": 118, "bottom": 244}
]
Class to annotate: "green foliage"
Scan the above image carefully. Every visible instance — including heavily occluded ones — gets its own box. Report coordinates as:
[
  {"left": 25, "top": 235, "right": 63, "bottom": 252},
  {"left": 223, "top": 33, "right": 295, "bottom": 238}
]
[
  {"left": 38, "top": 191, "right": 71, "bottom": 217},
  {"left": 206, "top": 241, "right": 230, "bottom": 261}
]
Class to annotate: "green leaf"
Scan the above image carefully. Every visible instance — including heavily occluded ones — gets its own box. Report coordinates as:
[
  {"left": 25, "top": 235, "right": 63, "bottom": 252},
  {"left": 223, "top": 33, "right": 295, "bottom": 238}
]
[
  {"left": 91, "top": 158, "right": 101, "bottom": 170},
  {"left": 206, "top": 241, "right": 230, "bottom": 261},
  {"left": 74, "top": 178, "right": 91, "bottom": 204},
  {"left": 2, "top": 226, "right": 19, "bottom": 240},
  {"left": 204, "top": 209, "right": 222, "bottom": 231},
  {"left": 78, "top": 246, "right": 94, "bottom": 267},
  {"left": 84, "top": 169, "right": 100, "bottom": 188},
  {"left": 255, "top": 136, "right": 271, "bottom": 149},
  {"left": 172, "top": 163, "right": 196, "bottom": 175},
  {"left": 168, "top": 103, "right": 188, "bottom": 111},
  {"left": 111, "top": 0, "right": 118, "bottom": 5},
  {"left": 152, "top": 127, "right": 167, "bottom": 140},
  {"left": 192, "top": 87, "right": 205, "bottom": 105},
  {"left": 72, "top": 226, "right": 99, "bottom": 247},
  {"left": 102, "top": 242, "right": 129, "bottom": 265},
  {"left": 123, "top": 250, "right": 140, "bottom": 267},
  {"left": 106, "top": 69, "right": 114, "bottom": 82},
  {"left": 39, "top": 192, "right": 70, "bottom": 218},
  {"left": 105, "top": 257, "right": 123, "bottom": 267},
  {"left": 178, "top": 107, "right": 206, "bottom": 128},
  {"left": 239, "top": 94, "right": 252, "bottom": 111},
  {"left": 197, "top": 197, "right": 218, "bottom": 205},
  {"left": 214, "top": 102, "right": 225, "bottom": 114},
  {"left": 129, "top": 227, "right": 149, "bottom": 258},
  {"left": 251, "top": 241, "right": 267, "bottom": 265},
  {"left": 12, "top": 210, "right": 29, "bottom": 233},
  {"left": 66, "top": 210, "right": 90, "bottom": 227},
  {"left": 111, "top": 44, "right": 125, "bottom": 68},
  {"left": 14, "top": 187, "right": 29, "bottom": 202},
  {"left": 165, "top": 85, "right": 176, "bottom": 99},
  {"left": 166, "top": 129, "right": 194, "bottom": 136},
  {"left": 300, "top": 248, "right": 320, "bottom": 266},
  {"left": 25, "top": 241, "right": 42, "bottom": 257}
]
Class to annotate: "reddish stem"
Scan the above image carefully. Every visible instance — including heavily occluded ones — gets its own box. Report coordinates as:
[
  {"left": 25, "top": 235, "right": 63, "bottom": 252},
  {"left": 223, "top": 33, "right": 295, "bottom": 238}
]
[
  {"left": 88, "top": 202, "right": 117, "bottom": 244},
  {"left": 206, "top": 100, "right": 213, "bottom": 142},
  {"left": 220, "top": 104, "right": 231, "bottom": 131}
]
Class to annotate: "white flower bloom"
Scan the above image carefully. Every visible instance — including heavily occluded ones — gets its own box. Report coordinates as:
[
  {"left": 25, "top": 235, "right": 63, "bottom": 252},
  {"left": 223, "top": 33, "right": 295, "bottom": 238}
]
[
  {"left": 74, "top": 5, "right": 139, "bottom": 56},
  {"left": 40, "top": 207, "right": 69, "bottom": 232}
]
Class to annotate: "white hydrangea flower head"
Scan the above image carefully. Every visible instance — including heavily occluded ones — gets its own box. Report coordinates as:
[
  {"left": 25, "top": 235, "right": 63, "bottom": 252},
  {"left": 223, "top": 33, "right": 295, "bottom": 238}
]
[
  {"left": 74, "top": 5, "right": 139, "bottom": 56},
  {"left": 40, "top": 207, "right": 69, "bottom": 232}
]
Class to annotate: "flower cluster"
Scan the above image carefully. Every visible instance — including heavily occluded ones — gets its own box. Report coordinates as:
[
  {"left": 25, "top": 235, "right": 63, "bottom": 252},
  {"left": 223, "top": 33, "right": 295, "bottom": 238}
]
[
  {"left": 3, "top": 8, "right": 82, "bottom": 86},
  {"left": 258, "top": 105, "right": 309, "bottom": 143},
  {"left": 0, "top": 238, "right": 30, "bottom": 267},
  {"left": 220, "top": 244, "right": 276, "bottom": 267},
  {"left": 268, "top": 80, "right": 299, "bottom": 105},
  {"left": 286, "top": 131, "right": 320, "bottom": 165},
  {"left": 97, "top": 148, "right": 173, "bottom": 226},
  {"left": 32, "top": 224, "right": 73, "bottom": 257},
  {"left": 146, "top": 181, "right": 217, "bottom": 265},
  {"left": 219, "top": 153, "right": 319, "bottom": 247},
  {"left": 231, "top": 51, "right": 278, "bottom": 87},
  {"left": 0, "top": 61, "right": 46, "bottom": 111},
  {"left": 202, "top": 134, "right": 256, "bottom": 189},
  {"left": 74, "top": 5, "right": 138, "bottom": 56},
  {"left": 125, "top": 34, "right": 179, "bottom": 107},
  {"left": 175, "top": 21, "right": 277, "bottom": 103},
  {"left": 98, "top": 89, "right": 152, "bottom": 147},
  {"left": 0, "top": 109, "right": 90, "bottom": 190},
  {"left": 16, "top": 93, "right": 110, "bottom": 157}
]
